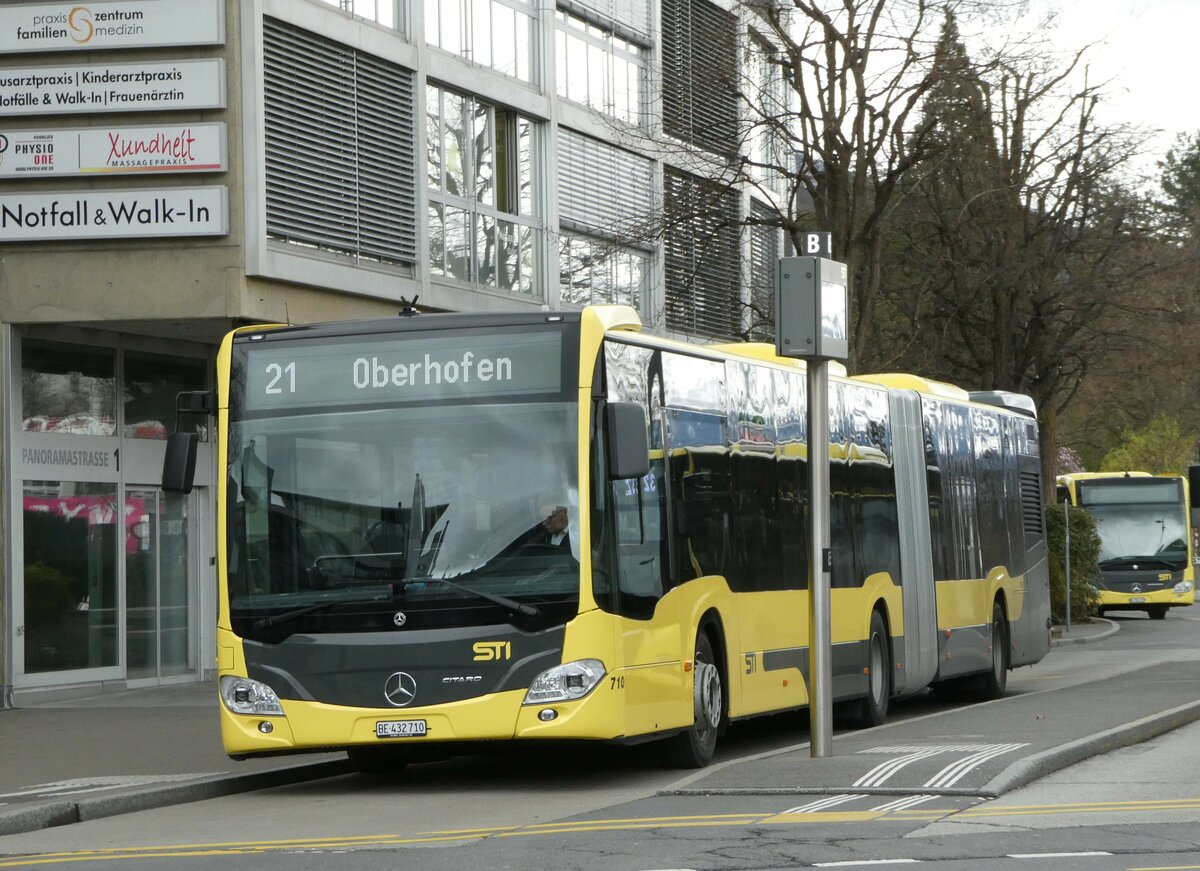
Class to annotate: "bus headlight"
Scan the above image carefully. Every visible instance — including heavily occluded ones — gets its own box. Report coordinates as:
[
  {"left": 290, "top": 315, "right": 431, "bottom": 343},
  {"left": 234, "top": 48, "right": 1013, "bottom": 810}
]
[
  {"left": 523, "top": 659, "right": 606, "bottom": 705},
  {"left": 220, "top": 675, "right": 285, "bottom": 716},
  {"left": 1175, "top": 580, "right": 1194, "bottom": 595}
]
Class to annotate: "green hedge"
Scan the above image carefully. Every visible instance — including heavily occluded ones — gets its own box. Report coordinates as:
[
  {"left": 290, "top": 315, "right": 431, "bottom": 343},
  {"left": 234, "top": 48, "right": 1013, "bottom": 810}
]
[{"left": 1044, "top": 503, "right": 1102, "bottom": 624}]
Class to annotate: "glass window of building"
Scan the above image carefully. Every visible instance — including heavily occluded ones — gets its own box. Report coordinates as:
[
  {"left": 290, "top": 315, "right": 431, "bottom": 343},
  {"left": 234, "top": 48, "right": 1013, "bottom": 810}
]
[
  {"left": 749, "top": 34, "right": 788, "bottom": 191},
  {"left": 23, "top": 481, "right": 119, "bottom": 674},
  {"left": 22, "top": 340, "right": 116, "bottom": 436},
  {"left": 560, "top": 233, "right": 649, "bottom": 313},
  {"left": 555, "top": 9, "right": 645, "bottom": 125},
  {"left": 426, "top": 0, "right": 534, "bottom": 82},
  {"left": 428, "top": 84, "right": 542, "bottom": 297},
  {"left": 124, "top": 352, "right": 209, "bottom": 441},
  {"left": 317, "top": 0, "right": 400, "bottom": 28}
]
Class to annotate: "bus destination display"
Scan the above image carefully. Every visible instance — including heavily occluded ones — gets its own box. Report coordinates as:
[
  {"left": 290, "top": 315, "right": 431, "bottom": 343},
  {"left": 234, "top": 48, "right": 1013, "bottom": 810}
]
[{"left": 242, "top": 330, "right": 563, "bottom": 410}]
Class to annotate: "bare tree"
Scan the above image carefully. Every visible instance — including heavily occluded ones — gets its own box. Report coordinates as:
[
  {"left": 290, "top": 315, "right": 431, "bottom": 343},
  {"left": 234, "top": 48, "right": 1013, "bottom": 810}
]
[
  {"left": 879, "top": 9, "right": 1161, "bottom": 488},
  {"left": 758, "top": 0, "right": 959, "bottom": 370}
]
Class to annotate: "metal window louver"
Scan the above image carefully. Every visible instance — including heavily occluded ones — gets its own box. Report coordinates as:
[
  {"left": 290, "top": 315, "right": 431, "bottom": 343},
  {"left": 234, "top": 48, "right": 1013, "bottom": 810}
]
[
  {"left": 747, "top": 200, "right": 779, "bottom": 341},
  {"left": 664, "top": 168, "right": 741, "bottom": 339},
  {"left": 264, "top": 17, "right": 418, "bottom": 265},
  {"left": 557, "top": 129, "right": 653, "bottom": 237},
  {"left": 661, "top": 0, "right": 738, "bottom": 157}
]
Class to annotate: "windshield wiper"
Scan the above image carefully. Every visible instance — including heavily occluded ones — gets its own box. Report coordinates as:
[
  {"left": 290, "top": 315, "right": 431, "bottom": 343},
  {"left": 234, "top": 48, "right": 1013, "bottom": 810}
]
[
  {"left": 411, "top": 576, "right": 540, "bottom": 617},
  {"left": 252, "top": 593, "right": 391, "bottom": 630}
]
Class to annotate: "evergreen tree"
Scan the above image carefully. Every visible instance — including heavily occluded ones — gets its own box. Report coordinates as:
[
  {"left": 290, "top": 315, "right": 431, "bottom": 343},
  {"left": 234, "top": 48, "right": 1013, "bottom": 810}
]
[{"left": 1158, "top": 131, "right": 1200, "bottom": 238}]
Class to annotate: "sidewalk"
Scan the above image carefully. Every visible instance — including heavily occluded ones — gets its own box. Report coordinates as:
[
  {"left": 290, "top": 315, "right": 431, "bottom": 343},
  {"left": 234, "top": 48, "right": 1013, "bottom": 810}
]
[
  {"left": 1051, "top": 616, "right": 1119, "bottom": 646},
  {"left": 0, "top": 681, "right": 348, "bottom": 836}
]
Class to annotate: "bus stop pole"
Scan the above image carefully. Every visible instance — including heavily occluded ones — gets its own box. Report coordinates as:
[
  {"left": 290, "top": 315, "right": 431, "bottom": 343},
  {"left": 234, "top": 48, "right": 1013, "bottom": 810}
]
[
  {"left": 1064, "top": 500, "right": 1071, "bottom": 633},
  {"left": 808, "top": 359, "right": 833, "bottom": 758}
]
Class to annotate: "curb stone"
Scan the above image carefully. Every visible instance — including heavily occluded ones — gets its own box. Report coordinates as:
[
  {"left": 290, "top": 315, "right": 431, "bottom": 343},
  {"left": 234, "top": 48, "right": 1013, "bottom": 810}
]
[
  {"left": 0, "top": 759, "right": 352, "bottom": 837},
  {"left": 1051, "top": 617, "right": 1119, "bottom": 646},
  {"left": 981, "top": 697, "right": 1200, "bottom": 797}
]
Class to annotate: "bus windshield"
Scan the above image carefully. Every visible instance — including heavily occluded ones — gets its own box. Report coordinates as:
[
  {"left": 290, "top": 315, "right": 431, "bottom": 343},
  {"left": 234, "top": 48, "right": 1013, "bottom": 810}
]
[
  {"left": 226, "top": 327, "right": 579, "bottom": 639},
  {"left": 1079, "top": 479, "right": 1188, "bottom": 570}
]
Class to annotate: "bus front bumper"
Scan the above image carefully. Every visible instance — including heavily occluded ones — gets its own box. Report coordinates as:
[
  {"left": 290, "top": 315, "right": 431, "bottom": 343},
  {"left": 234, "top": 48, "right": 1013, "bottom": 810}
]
[
  {"left": 1096, "top": 584, "right": 1194, "bottom": 610},
  {"left": 219, "top": 681, "right": 628, "bottom": 758}
]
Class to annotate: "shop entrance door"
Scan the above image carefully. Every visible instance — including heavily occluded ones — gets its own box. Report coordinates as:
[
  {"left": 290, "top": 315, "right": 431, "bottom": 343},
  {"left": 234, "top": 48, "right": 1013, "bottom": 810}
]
[{"left": 125, "top": 488, "right": 197, "bottom": 681}]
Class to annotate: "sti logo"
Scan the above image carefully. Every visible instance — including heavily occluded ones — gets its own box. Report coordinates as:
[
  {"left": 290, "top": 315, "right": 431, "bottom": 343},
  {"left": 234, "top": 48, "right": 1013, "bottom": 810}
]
[{"left": 473, "top": 641, "right": 512, "bottom": 661}]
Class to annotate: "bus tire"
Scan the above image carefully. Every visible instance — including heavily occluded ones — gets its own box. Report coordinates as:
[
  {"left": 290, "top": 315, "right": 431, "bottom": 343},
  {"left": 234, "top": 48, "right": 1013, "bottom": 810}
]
[
  {"left": 664, "top": 630, "right": 723, "bottom": 768},
  {"left": 979, "top": 600, "right": 1009, "bottom": 699},
  {"left": 1148, "top": 605, "right": 1168, "bottom": 620},
  {"left": 850, "top": 610, "right": 891, "bottom": 728},
  {"left": 347, "top": 746, "right": 409, "bottom": 775}
]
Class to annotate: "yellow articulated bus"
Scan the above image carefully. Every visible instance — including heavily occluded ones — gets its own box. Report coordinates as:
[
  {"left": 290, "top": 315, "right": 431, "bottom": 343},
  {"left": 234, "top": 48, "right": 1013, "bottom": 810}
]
[
  {"left": 167, "top": 305, "right": 1051, "bottom": 772},
  {"left": 1056, "top": 472, "right": 1195, "bottom": 618}
]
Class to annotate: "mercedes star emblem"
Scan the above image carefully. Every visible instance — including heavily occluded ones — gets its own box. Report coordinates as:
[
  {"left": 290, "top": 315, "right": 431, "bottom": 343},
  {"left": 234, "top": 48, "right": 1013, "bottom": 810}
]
[
  {"left": 1131, "top": 584, "right": 1142, "bottom": 593},
  {"left": 393, "top": 611, "right": 407, "bottom": 627},
  {"left": 384, "top": 671, "right": 417, "bottom": 707}
]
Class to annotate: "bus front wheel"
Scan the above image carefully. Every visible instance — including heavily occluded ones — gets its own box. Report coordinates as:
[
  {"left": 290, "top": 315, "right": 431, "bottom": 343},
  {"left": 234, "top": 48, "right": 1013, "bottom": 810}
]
[
  {"left": 347, "top": 746, "right": 409, "bottom": 776},
  {"left": 664, "top": 631, "right": 723, "bottom": 768},
  {"left": 1148, "top": 605, "right": 1168, "bottom": 620}
]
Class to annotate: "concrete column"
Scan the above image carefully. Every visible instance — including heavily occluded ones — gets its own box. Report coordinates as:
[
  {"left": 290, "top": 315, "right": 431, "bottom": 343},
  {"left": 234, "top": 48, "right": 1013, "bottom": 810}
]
[{"left": 1, "top": 323, "right": 12, "bottom": 709}]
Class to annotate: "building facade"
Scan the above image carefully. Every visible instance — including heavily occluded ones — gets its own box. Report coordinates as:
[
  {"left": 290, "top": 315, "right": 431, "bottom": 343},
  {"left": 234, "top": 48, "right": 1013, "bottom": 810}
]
[{"left": 0, "top": 0, "right": 788, "bottom": 705}]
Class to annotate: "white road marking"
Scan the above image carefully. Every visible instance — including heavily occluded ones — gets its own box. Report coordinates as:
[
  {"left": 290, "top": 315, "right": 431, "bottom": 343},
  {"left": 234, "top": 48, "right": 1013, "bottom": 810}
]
[
  {"left": 813, "top": 860, "right": 921, "bottom": 866},
  {"left": 924, "top": 743, "right": 1027, "bottom": 788},
  {"left": 855, "top": 748, "right": 947, "bottom": 788},
  {"left": 784, "top": 794, "right": 870, "bottom": 814},
  {"left": 854, "top": 744, "right": 1028, "bottom": 789},
  {"left": 869, "top": 794, "right": 939, "bottom": 813},
  {"left": 1007, "top": 852, "right": 1112, "bottom": 859}
]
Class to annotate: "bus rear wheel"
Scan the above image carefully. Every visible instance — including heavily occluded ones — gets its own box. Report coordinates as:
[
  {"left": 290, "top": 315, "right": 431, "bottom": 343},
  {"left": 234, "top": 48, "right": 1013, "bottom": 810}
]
[
  {"left": 849, "top": 610, "right": 891, "bottom": 728},
  {"left": 978, "top": 600, "right": 1009, "bottom": 699},
  {"left": 664, "top": 630, "right": 723, "bottom": 768}
]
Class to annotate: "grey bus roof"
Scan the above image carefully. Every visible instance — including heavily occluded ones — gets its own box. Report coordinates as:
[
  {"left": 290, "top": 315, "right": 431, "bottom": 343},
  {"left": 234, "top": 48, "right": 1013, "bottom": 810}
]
[{"left": 968, "top": 390, "right": 1037, "bottom": 418}]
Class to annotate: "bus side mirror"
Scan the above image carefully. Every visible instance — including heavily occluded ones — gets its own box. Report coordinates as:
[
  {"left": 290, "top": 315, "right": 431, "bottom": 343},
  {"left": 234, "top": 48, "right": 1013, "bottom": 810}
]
[
  {"left": 605, "top": 402, "right": 650, "bottom": 480},
  {"left": 161, "top": 390, "right": 212, "bottom": 494},
  {"left": 1189, "top": 465, "right": 1200, "bottom": 508},
  {"left": 162, "top": 432, "right": 198, "bottom": 494}
]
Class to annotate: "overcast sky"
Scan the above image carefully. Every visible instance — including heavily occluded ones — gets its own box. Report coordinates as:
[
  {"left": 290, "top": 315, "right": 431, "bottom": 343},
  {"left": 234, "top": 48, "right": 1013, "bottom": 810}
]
[{"left": 1039, "top": 0, "right": 1200, "bottom": 178}]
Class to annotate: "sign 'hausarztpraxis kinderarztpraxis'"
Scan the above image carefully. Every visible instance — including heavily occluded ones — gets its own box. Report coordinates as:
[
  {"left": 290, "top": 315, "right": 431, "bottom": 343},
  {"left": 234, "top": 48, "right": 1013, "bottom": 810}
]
[
  {"left": 0, "top": 0, "right": 224, "bottom": 54},
  {"left": 0, "top": 59, "right": 225, "bottom": 117}
]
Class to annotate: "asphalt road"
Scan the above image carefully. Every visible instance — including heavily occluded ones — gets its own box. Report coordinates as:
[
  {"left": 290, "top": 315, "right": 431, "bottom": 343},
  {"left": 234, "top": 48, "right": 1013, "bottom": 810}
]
[{"left": 1, "top": 605, "right": 1199, "bottom": 870}]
